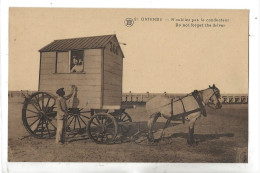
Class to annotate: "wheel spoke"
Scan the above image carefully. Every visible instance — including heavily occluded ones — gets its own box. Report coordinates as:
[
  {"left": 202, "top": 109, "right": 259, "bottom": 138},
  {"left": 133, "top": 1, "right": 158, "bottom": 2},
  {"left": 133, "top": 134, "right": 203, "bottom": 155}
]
[
  {"left": 27, "top": 115, "right": 39, "bottom": 119},
  {"left": 33, "top": 119, "right": 42, "bottom": 133},
  {"left": 78, "top": 115, "right": 87, "bottom": 126},
  {"left": 48, "top": 97, "right": 55, "bottom": 109},
  {"left": 29, "top": 101, "right": 41, "bottom": 113},
  {"left": 26, "top": 109, "right": 39, "bottom": 114},
  {"left": 47, "top": 99, "right": 55, "bottom": 109},
  {"left": 45, "top": 97, "right": 51, "bottom": 108},
  {"left": 73, "top": 116, "right": 76, "bottom": 130},
  {"left": 75, "top": 116, "right": 81, "bottom": 129},
  {"left": 91, "top": 120, "right": 99, "bottom": 127},
  {"left": 67, "top": 115, "right": 73, "bottom": 120},
  {"left": 104, "top": 122, "right": 113, "bottom": 127},
  {"left": 34, "top": 95, "right": 42, "bottom": 110},
  {"left": 41, "top": 93, "right": 44, "bottom": 112},
  {"left": 68, "top": 116, "right": 75, "bottom": 127},
  {"left": 29, "top": 117, "right": 40, "bottom": 128},
  {"left": 79, "top": 114, "right": 90, "bottom": 119},
  {"left": 45, "top": 118, "right": 57, "bottom": 130},
  {"left": 97, "top": 116, "right": 103, "bottom": 124}
]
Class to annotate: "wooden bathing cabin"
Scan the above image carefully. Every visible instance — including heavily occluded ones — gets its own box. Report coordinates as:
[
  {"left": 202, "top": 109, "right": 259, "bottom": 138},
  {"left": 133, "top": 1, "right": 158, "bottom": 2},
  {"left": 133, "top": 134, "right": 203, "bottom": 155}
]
[{"left": 38, "top": 34, "right": 124, "bottom": 109}]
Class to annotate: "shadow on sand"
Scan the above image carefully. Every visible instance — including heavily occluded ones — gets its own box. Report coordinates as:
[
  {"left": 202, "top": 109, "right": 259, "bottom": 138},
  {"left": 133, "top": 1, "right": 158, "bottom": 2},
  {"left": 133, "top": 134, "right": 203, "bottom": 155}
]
[
  {"left": 120, "top": 121, "right": 234, "bottom": 145},
  {"left": 31, "top": 121, "right": 233, "bottom": 145}
]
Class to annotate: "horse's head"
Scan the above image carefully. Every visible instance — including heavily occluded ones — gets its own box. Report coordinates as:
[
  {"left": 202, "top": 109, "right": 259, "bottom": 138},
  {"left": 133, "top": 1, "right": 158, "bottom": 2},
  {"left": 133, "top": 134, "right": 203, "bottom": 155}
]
[{"left": 207, "top": 84, "right": 222, "bottom": 109}]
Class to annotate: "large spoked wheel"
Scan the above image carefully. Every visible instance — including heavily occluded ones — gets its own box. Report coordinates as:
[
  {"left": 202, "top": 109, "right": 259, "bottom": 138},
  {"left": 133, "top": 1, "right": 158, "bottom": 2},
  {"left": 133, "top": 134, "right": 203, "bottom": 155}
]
[
  {"left": 66, "top": 108, "right": 91, "bottom": 134},
  {"left": 22, "top": 92, "right": 57, "bottom": 139},
  {"left": 87, "top": 113, "right": 118, "bottom": 144},
  {"left": 115, "top": 111, "right": 132, "bottom": 135}
]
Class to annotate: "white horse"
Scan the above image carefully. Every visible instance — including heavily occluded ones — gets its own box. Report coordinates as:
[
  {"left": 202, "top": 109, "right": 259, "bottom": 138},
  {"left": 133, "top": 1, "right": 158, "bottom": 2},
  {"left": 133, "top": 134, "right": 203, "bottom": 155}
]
[{"left": 146, "top": 84, "right": 222, "bottom": 145}]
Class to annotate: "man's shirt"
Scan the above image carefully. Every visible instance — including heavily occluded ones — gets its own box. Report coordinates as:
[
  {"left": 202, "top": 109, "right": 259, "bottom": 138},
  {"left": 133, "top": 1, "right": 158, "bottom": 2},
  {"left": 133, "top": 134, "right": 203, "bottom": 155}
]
[{"left": 56, "top": 96, "right": 68, "bottom": 119}]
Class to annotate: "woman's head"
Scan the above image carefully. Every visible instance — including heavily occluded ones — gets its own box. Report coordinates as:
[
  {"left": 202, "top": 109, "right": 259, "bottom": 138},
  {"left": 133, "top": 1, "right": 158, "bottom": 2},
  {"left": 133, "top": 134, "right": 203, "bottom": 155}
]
[{"left": 72, "top": 56, "right": 79, "bottom": 65}]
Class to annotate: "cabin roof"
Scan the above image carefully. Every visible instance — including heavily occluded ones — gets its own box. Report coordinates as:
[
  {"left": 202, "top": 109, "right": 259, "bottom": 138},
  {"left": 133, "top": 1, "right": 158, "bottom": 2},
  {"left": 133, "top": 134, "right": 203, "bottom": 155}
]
[{"left": 39, "top": 35, "right": 124, "bottom": 57}]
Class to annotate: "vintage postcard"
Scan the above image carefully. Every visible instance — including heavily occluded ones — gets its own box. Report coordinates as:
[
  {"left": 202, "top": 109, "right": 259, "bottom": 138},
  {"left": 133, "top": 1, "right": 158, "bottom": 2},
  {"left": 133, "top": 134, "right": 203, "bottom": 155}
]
[{"left": 7, "top": 7, "right": 250, "bottom": 169}]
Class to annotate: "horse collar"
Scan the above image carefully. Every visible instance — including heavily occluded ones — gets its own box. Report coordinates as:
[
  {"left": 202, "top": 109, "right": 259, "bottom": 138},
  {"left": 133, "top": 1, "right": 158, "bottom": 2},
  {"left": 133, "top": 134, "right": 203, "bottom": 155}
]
[{"left": 192, "top": 90, "right": 207, "bottom": 117}]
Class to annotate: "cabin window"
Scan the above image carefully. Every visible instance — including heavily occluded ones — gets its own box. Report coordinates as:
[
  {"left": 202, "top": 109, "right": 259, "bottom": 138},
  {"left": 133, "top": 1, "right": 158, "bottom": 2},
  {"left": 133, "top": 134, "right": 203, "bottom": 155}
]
[
  {"left": 70, "top": 50, "right": 84, "bottom": 73},
  {"left": 56, "top": 50, "right": 84, "bottom": 73}
]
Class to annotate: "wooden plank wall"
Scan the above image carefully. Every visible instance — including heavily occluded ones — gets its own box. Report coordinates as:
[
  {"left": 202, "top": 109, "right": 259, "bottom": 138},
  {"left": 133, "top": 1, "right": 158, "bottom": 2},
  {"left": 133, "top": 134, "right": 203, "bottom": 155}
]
[
  {"left": 39, "top": 50, "right": 102, "bottom": 109},
  {"left": 57, "top": 52, "right": 69, "bottom": 73},
  {"left": 103, "top": 37, "right": 123, "bottom": 107}
]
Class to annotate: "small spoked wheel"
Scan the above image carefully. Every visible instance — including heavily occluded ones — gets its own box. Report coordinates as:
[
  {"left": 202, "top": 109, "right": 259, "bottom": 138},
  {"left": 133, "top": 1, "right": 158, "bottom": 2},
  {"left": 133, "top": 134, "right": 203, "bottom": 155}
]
[
  {"left": 87, "top": 113, "right": 118, "bottom": 144},
  {"left": 66, "top": 108, "right": 90, "bottom": 134},
  {"left": 22, "top": 92, "right": 57, "bottom": 139},
  {"left": 115, "top": 112, "right": 132, "bottom": 135}
]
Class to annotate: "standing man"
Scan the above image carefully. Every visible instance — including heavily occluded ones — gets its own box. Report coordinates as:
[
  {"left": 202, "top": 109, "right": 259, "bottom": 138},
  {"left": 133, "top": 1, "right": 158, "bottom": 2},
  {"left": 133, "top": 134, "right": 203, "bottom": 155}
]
[{"left": 55, "top": 85, "right": 75, "bottom": 144}]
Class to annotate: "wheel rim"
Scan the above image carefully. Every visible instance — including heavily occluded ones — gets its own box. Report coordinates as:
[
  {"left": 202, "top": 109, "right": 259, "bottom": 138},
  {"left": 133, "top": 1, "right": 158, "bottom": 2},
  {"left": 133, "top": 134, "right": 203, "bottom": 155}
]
[
  {"left": 87, "top": 113, "right": 118, "bottom": 144},
  {"left": 66, "top": 108, "right": 90, "bottom": 134},
  {"left": 116, "top": 112, "right": 132, "bottom": 135},
  {"left": 22, "top": 92, "right": 57, "bottom": 139}
]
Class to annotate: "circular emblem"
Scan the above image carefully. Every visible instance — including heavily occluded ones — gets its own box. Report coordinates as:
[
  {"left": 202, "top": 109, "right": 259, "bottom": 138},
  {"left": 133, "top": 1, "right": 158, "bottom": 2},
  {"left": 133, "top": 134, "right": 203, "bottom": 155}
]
[{"left": 124, "top": 18, "right": 134, "bottom": 27}]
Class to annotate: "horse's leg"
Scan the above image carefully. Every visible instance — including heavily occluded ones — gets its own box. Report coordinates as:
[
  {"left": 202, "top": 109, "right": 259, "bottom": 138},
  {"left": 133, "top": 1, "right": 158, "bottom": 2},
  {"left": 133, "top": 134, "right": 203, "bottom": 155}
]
[
  {"left": 187, "top": 117, "right": 197, "bottom": 145},
  {"left": 160, "top": 119, "right": 171, "bottom": 139},
  {"left": 147, "top": 113, "right": 160, "bottom": 142}
]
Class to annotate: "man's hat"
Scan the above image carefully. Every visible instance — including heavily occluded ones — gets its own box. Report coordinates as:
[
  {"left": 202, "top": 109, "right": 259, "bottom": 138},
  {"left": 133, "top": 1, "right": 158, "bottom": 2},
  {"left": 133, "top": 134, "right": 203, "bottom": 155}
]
[{"left": 56, "top": 88, "right": 64, "bottom": 95}]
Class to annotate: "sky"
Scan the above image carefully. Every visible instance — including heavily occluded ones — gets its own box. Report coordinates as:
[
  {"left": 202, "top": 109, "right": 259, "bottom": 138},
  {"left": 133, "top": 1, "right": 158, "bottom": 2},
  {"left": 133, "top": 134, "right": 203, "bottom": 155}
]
[{"left": 9, "top": 8, "right": 248, "bottom": 94}]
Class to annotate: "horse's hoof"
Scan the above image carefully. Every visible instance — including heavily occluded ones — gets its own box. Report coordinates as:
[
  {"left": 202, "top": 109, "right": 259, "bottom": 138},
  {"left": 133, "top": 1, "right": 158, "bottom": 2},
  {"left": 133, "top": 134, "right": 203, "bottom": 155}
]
[
  {"left": 187, "top": 139, "right": 197, "bottom": 146},
  {"left": 148, "top": 138, "right": 155, "bottom": 143},
  {"left": 187, "top": 139, "right": 192, "bottom": 145},
  {"left": 191, "top": 141, "right": 198, "bottom": 147},
  {"left": 148, "top": 136, "right": 155, "bottom": 143}
]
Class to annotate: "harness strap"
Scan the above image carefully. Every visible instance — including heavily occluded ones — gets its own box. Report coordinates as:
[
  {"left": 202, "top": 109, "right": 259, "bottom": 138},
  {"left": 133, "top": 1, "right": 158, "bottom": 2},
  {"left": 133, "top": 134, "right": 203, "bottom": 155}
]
[
  {"left": 192, "top": 90, "right": 207, "bottom": 117},
  {"left": 170, "top": 98, "right": 173, "bottom": 117},
  {"left": 172, "top": 108, "right": 201, "bottom": 120},
  {"left": 179, "top": 97, "right": 186, "bottom": 124}
]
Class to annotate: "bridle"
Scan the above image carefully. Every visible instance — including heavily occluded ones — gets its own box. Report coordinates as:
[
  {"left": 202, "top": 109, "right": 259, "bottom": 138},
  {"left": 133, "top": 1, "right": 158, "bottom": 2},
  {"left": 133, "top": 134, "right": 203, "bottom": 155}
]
[{"left": 206, "top": 86, "right": 221, "bottom": 109}]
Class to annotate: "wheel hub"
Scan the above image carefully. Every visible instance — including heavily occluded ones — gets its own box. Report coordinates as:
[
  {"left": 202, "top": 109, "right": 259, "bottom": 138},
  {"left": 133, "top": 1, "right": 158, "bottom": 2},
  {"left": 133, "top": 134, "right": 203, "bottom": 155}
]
[
  {"left": 97, "top": 124, "right": 106, "bottom": 133},
  {"left": 39, "top": 111, "right": 46, "bottom": 118}
]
